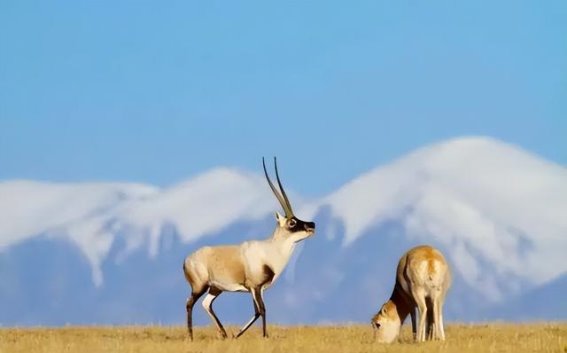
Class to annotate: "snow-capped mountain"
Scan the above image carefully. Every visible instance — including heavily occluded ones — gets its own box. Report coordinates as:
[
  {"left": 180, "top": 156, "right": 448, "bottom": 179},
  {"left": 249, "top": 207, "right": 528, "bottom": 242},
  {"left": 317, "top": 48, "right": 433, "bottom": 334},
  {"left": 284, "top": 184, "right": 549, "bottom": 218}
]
[
  {"left": 0, "top": 169, "right": 275, "bottom": 286},
  {"left": 0, "top": 137, "right": 565, "bottom": 325},
  {"left": 322, "top": 137, "right": 567, "bottom": 300}
]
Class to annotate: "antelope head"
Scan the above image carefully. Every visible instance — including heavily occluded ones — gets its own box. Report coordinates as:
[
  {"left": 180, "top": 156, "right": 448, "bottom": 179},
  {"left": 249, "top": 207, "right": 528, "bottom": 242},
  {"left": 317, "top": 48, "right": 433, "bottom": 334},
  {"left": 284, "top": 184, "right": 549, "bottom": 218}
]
[
  {"left": 263, "top": 157, "right": 316, "bottom": 243},
  {"left": 371, "top": 302, "right": 402, "bottom": 343}
]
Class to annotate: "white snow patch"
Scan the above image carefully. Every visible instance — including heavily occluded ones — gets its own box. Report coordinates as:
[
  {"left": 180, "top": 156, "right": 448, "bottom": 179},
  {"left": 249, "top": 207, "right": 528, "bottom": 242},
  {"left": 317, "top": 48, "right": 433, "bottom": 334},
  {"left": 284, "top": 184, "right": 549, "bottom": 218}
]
[
  {"left": 324, "top": 137, "right": 567, "bottom": 295},
  {"left": 0, "top": 169, "right": 280, "bottom": 285}
]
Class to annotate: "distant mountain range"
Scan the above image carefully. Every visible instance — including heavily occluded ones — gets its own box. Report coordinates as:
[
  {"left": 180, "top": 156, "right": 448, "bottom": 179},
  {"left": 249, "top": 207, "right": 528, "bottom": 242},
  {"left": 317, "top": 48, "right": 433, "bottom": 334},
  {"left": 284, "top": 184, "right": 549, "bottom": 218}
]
[{"left": 1, "top": 137, "right": 566, "bottom": 326}]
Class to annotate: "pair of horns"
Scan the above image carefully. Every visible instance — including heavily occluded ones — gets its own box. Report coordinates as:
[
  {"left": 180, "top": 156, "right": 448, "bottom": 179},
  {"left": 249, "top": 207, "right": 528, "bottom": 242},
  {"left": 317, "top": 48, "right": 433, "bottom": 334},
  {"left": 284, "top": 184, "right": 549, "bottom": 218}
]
[{"left": 262, "top": 157, "right": 294, "bottom": 218}]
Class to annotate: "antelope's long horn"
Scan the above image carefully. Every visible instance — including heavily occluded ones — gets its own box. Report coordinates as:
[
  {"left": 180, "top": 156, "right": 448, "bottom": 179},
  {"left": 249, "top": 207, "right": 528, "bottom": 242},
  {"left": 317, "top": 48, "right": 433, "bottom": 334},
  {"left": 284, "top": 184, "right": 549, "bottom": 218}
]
[
  {"left": 273, "top": 157, "right": 294, "bottom": 216},
  {"left": 262, "top": 157, "right": 292, "bottom": 217}
]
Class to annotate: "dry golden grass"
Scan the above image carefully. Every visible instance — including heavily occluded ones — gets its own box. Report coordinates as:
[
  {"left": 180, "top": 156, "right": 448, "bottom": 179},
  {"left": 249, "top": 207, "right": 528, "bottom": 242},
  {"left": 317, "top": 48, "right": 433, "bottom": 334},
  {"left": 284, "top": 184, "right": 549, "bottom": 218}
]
[{"left": 1, "top": 323, "right": 566, "bottom": 353}]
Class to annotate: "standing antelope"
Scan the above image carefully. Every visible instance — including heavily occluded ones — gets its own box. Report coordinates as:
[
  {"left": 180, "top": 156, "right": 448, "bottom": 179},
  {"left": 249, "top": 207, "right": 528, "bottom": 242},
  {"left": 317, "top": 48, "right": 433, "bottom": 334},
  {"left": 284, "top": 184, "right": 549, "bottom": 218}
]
[
  {"left": 183, "top": 157, "right": 316, "bottom": 340},
  {"left": 371, "top": 245, "right": 451, "bottom": 343}
]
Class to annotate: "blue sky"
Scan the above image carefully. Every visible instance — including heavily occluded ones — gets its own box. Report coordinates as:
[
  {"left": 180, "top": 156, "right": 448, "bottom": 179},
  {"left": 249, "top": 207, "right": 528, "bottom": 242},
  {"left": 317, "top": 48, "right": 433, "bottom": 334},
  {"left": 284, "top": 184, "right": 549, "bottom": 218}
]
[{"left": 1, "top": 0, "right": 565, "bottom": 196}]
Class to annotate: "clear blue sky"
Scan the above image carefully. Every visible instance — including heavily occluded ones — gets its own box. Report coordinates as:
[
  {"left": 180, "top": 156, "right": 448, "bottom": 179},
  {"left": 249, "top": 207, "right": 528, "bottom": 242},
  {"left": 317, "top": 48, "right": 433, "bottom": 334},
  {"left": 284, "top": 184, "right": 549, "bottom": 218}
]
[{"left": 1, "top": 0, "right": 565, "bottom": 196}]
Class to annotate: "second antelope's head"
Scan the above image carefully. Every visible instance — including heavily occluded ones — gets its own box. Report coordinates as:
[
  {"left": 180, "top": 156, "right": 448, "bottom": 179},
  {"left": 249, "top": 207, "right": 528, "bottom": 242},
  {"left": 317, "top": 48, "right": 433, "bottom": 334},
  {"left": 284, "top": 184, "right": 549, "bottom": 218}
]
[
  {"left": 371, "top": 302, "right": 401, "bottom": 344},
  {"left": 263, "top": 157, "right": 316, "bottom": 243}
]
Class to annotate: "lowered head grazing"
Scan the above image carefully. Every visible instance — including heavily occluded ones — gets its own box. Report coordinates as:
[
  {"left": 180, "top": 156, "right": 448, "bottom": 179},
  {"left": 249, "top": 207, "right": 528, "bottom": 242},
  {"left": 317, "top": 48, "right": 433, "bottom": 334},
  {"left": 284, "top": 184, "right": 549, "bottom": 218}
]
[
  {"left": 371, "top": 245, "right": 451, "bottom": 343},
  {"left": 371, "top": 301, "right": 402, "bottom": 343}
]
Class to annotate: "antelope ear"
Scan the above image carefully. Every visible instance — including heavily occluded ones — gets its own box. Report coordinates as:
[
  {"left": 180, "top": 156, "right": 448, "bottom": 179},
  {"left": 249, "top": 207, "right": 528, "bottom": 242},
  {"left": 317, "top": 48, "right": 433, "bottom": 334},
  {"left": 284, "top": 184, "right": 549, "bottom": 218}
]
[{"left": 275, "top": 212, "right": 287, "bottom": 227}]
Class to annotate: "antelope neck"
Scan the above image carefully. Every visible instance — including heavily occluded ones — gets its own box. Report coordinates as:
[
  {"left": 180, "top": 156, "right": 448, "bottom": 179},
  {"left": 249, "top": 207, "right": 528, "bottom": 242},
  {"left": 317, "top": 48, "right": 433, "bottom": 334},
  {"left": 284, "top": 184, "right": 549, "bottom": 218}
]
[{"left": 389, "top": 286, "right": 413, "bottom": 323}]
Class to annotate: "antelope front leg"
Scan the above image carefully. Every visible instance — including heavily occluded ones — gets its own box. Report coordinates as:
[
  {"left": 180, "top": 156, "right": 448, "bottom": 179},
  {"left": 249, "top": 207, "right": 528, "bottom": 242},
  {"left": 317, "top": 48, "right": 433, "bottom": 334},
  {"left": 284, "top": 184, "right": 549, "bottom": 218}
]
[
  {"left": 234, "top": 293, "right": 261, "bottom": 338},
  {"left": 253, "top": 288, "right": 268, "bottom": 338}
]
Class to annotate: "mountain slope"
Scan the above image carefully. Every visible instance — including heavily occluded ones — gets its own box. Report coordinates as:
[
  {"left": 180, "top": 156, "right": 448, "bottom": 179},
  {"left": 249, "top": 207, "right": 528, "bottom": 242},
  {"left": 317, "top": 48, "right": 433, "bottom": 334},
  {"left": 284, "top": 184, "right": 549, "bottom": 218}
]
[
  {"left": 322, "top": 137, "right": 567, "bottom": 299},
  {"left": 0, "top": 168, "right": 276, "bottom": 285},
  {"left": 0, "top": 136, "right": 565, "bottom": 324}
]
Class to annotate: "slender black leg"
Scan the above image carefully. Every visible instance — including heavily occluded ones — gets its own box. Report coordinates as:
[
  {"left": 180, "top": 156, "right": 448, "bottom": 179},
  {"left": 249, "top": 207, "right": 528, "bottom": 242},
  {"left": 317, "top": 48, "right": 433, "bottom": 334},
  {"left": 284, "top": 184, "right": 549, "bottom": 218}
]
[
  {"left": 253, "top": 288, "right": 268, "bottom": 338},
  {"left": 186, "top": 288, "right": 207, "bottom": 340},
  {"left": 235, "top": 291, "right": 261, "bottom": 338}
]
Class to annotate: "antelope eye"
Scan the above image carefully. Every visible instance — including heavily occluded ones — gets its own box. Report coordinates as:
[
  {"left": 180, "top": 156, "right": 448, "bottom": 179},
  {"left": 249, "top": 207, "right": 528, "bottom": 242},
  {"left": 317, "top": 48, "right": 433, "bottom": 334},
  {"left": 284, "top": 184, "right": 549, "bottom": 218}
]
[{"left": 288, "top": 219, "right": 297, "bottom": 227}]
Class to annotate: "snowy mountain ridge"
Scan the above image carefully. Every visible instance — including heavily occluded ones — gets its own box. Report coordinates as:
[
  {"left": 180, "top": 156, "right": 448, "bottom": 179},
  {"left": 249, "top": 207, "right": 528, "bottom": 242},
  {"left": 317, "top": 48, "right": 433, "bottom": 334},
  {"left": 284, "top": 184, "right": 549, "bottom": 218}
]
[{"left": 1, "top": 137, "right": 566, "bottom": 295}]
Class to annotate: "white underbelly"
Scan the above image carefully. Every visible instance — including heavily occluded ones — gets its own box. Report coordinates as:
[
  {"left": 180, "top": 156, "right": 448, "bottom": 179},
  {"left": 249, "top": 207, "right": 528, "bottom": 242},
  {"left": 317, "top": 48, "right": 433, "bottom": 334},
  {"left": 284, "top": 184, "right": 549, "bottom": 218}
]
[{"left": 210, "top": 280, "right": 249, "bottom": 292}]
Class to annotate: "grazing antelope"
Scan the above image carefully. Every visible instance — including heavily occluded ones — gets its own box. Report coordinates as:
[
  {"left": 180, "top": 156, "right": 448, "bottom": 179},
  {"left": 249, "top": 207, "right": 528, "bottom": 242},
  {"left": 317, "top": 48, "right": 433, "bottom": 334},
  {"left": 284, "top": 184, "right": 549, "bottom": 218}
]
[
  {"left": 183, "top": 157, "right": 316, "bottom": 340},
  {"left": 371, "top": 245, "right": 451, "bottom": 343}
]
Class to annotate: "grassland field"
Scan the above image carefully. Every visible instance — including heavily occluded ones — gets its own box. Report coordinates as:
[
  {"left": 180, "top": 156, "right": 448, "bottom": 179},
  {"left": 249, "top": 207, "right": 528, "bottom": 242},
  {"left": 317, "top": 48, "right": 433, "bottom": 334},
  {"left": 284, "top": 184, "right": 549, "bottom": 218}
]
[{"left": 1, "top": 323, "right": 566, "bottom": 353}]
